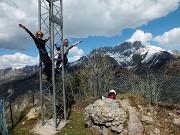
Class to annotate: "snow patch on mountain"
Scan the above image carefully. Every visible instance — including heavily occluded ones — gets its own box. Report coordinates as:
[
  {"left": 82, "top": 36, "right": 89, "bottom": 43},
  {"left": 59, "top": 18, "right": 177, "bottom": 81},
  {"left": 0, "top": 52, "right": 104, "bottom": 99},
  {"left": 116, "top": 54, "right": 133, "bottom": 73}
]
[
  {"left": 106, "top": 52, "right": 133, "bottom": 67},
  {"left": 0, "top": 65, "right": 38, "bottom": 81},
  {"left": 137, "top": 45, "right": 165, "bottom": 63},
  {"left": 68, "top": 41, "right": 177, "bottom": 74},
  {"left": 102, "top": 42, "right": 176, "bottom": 70},
  {"left": 137, "top": 45, "right": 164, "bottom": 55}
]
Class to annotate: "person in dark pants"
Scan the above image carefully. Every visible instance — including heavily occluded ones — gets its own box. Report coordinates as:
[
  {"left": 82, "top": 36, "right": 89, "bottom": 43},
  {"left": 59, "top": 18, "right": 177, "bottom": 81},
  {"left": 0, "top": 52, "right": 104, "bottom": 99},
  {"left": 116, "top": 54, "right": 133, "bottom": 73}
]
[
  {"left": 19, "top": 24, "right": 52, "bottom": 81},
  {"left": 55, "top": 39, "right": 82, "bottom": 74}
]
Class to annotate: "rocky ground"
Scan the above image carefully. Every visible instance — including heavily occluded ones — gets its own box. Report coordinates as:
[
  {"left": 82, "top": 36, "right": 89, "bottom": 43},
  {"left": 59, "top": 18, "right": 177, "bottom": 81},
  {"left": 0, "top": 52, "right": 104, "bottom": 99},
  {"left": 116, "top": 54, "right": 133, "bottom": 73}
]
[
  {"left": 84, "top": 98, "right": 180, "bottom": 135},
  {"left": 7, "top": 94, "right": 180, "bottom": 135}
]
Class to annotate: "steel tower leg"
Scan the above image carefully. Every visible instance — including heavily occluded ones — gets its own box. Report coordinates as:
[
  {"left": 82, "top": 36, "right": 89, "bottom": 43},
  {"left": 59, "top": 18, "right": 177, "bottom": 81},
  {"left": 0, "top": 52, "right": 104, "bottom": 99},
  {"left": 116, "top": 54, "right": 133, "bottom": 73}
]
[
  {"left": 38, "top": 0, "right": 66, "bottom": 128},
  {"left": 0, "top": 96, "right": 9, "bottom": 135}
]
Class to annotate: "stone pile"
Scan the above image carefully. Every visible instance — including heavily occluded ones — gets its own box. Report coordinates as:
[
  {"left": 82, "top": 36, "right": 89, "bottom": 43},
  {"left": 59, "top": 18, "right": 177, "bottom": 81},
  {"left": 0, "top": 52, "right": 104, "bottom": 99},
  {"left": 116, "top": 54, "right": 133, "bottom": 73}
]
[
  {"left": 84, "top": 98, "right": 180, "bottom": 135},
  {"left": 84, "top": 98, "right": 127, "bottom": 134}
]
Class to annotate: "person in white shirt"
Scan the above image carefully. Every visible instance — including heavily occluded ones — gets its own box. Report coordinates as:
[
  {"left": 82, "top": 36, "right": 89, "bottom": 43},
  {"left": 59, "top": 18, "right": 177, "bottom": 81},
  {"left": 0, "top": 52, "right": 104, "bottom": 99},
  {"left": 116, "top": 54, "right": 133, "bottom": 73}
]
[{"left": 55, "top": 39, "right": 83, "bottom": 74}]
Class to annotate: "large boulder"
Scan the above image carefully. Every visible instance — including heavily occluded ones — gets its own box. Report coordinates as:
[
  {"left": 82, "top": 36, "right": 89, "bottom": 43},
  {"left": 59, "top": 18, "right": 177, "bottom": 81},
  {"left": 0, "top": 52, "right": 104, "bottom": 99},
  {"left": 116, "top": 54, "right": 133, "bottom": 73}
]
[
  {"left": 84, "top": 98, "right": 180, "bottom": 135},
  {"left": 84, "top": 98, "right": 127, "bottom": 134}
]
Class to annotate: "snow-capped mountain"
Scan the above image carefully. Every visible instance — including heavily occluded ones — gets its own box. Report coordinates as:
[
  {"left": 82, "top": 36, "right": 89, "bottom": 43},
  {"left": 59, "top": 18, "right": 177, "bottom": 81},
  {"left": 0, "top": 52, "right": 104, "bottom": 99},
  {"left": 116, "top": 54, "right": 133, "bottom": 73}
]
[
  {"left": 0, "top": 65, "right": 38, "bottom": 82},
  {"left": 71, "top": 41, "right": 176, "bottom": 73},
  {"left": 0, "top": 41, "right": 177, "bottom": 82}
]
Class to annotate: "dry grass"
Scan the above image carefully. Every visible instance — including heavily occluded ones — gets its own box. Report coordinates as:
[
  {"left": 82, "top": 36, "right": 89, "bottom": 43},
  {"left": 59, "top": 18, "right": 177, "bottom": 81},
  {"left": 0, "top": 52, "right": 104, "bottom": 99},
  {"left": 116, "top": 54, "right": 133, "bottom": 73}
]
[
  {"left": 7, "top": 93, "right": 180, "bottom": 135},
  {"left": 116, "top": 93, "right": 148, "bottom": 107}
]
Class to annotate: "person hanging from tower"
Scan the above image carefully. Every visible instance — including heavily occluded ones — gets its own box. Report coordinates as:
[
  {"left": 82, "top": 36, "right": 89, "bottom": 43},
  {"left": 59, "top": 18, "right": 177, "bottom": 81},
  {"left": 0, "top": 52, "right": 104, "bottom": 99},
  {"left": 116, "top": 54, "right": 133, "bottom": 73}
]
[
  {"left": 19, "top": 24, "right": 52, "bottom": 81},
  {"left": 55, "top": 39, "right": 83, "bottom": 74}
]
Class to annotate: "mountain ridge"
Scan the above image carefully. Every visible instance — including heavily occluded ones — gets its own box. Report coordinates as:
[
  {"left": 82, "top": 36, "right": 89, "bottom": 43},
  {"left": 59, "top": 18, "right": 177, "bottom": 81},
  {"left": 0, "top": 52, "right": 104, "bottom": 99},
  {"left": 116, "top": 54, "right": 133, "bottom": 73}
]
[
  {"left": 0, "top": 41, "right": 178, "bottom": 80},
  {"left": 0, "top": 65, "right": 38, "bottom": 83},
  {"left": 71, "top": 41, "right": 177, "bottom": 74}
]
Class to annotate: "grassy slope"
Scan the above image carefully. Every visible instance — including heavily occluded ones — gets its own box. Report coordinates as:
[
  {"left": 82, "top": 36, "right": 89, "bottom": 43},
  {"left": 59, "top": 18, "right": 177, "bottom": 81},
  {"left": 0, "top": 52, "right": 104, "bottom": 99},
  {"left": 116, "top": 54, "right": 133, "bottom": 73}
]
[
  {"left": 10, "top": 107, "right": 94, "bottom": 135},
  {"left": 9, "top": 95, "right": 180, "bottom": 135},
  {"left": 9, "top": 105, "right": 39, "bottom": 135},
  {"left": 56, "top": 109, "right": 93, "bottom": 135}
]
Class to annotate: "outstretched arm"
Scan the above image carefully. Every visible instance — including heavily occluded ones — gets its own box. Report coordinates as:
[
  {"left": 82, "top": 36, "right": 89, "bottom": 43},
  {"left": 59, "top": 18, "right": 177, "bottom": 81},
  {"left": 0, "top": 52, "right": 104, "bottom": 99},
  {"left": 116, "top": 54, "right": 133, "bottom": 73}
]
[
  {"left": 69, "top": 40, "right": 83, "bottom": 49},
  {"left": 44, "top": 35, "right": 51, "bottom": 43},
  {"left": 47, "top": 35, "right": 51, "bottom": 40},
  {"left": 19, "top": 24, "right": 26, "bottom": 29},
  {"left": 19, "top": 24, "right": 36, "bottom": 41}
]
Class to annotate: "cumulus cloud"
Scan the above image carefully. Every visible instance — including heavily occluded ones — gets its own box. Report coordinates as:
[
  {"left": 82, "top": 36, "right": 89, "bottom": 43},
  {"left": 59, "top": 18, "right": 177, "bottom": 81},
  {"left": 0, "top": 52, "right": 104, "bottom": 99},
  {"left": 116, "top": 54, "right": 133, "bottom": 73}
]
[
  {"left": 64, "top": 0, "right": 179, "bottom": 37},
  {"left": 128, "top": 30, "right": 153, "bottom": 44},
  {"left": 0, "top": 0, "right": 38, "bottom": 50},
  {"left": 0, "top": 49, "right": 84, "bottom": 69},
  {"left": 154, "top": 27, "right": 180, "bottom": 46},
  {"left": 68, "top": 56, "right": 82, "bottom": 61},
  {"left": 0, "top": 0, "right": 179, "bottom": 50},
  {"left": 0, "top": 53, "right": 39, "bottom": 69},
  {"left": 68, "top": 47, "right": 84, "bottom": 61},
  {"left": 128, "top": 28, "right": 180, "bottom": 46},
  {"left": 69, "top": 47, "right": 84, "bottom": 56}
]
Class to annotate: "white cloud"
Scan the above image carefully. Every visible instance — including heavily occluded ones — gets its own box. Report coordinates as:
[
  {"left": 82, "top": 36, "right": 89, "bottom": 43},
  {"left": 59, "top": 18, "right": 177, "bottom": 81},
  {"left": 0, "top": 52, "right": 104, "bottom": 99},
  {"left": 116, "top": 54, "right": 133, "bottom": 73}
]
[
  {"left": 68, "top": 56, "right": 82, "bottom": 61},
  {"left": 154, "top": 27, "right": 180, "bottom": 46},
  {"left": 0, "top": 0, "right": 38, "bottom": 50},
  {"left": 68, "top": 47, "right": 84, "bottom": 61},
  {"left": 128, "top": 30, "right": 153, "bottom": 44},
  {"left": 69, "top": 47, "right": 84, "bottom": 56},
  {"left": 0, "top": 0, "right": 179, "bottom": 50},
  {"left": 0, "top": 50, "right": 84, "bottom": 69},
  {"left": 0, "top": 53, "right": 39, "bottom": 69},
  {"left": 64, "top": 0, "right": 179, "bottom": 37},
  {"left": 128, "top": 28, "right": 180, "bottom": 46}
]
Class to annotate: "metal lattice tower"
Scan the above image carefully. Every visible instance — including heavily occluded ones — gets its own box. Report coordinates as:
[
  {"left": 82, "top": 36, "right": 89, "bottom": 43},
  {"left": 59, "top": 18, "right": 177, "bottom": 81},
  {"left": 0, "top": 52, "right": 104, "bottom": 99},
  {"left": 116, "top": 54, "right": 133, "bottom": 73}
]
[
  {"left": 38, "top": 0, "right": 66, "bottom": 128},
  {"left": 0, "top": 96, "right": 9, "bottom": 135}
]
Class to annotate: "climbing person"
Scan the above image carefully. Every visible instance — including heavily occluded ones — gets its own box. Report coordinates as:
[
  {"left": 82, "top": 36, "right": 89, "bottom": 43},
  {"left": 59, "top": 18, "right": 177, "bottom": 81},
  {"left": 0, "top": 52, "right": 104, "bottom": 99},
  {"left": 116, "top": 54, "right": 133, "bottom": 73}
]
[
  {"left": 55, "top": 39, "right": 83, "bottom": 74},
  {"left": 19, "top": 24, "right": 52, "bottom": 81},
  {"left": 107, "top": 89, "right": 117, "bottom": 99}
]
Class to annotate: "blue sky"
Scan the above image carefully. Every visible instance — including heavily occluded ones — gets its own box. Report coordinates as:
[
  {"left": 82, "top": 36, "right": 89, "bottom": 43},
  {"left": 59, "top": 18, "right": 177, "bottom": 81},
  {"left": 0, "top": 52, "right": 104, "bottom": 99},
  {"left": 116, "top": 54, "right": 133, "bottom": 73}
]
[{"left": 0, "top": 0, "right": 180, "bottom": 69}]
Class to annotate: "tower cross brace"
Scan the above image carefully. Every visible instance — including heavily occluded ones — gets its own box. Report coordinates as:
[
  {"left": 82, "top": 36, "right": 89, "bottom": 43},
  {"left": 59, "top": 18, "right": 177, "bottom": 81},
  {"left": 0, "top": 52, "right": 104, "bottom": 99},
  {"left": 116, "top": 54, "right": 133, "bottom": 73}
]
[{"left": 38, "top": 0, "right": 66, "bottom": 128}]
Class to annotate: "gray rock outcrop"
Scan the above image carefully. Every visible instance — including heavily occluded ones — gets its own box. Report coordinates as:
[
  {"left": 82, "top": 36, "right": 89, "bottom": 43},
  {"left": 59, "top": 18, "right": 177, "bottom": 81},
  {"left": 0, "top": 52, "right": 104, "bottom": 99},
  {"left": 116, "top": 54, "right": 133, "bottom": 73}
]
[
  {"left": 85, "top": 98, "right": 127, "bottom": 134},
  {"left": 84, "top": 98, "right": 180, "bottom": 135},
  {"left": 119, "top": 100, "right": 144, "bottom": 135}
]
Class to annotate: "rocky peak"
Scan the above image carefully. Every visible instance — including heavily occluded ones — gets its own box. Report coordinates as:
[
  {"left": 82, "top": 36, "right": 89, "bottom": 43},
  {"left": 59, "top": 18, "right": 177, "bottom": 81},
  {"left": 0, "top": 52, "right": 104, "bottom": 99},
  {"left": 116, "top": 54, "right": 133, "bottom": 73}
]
[
  {"left": 70, "top": 41, "right": 177, "bottom": 74},
  {"left": 0, "top": 65, "right": 38, "bottom": 82},
  {"left": 113, "top": 41, "right": 144, "bottom": 53}
]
